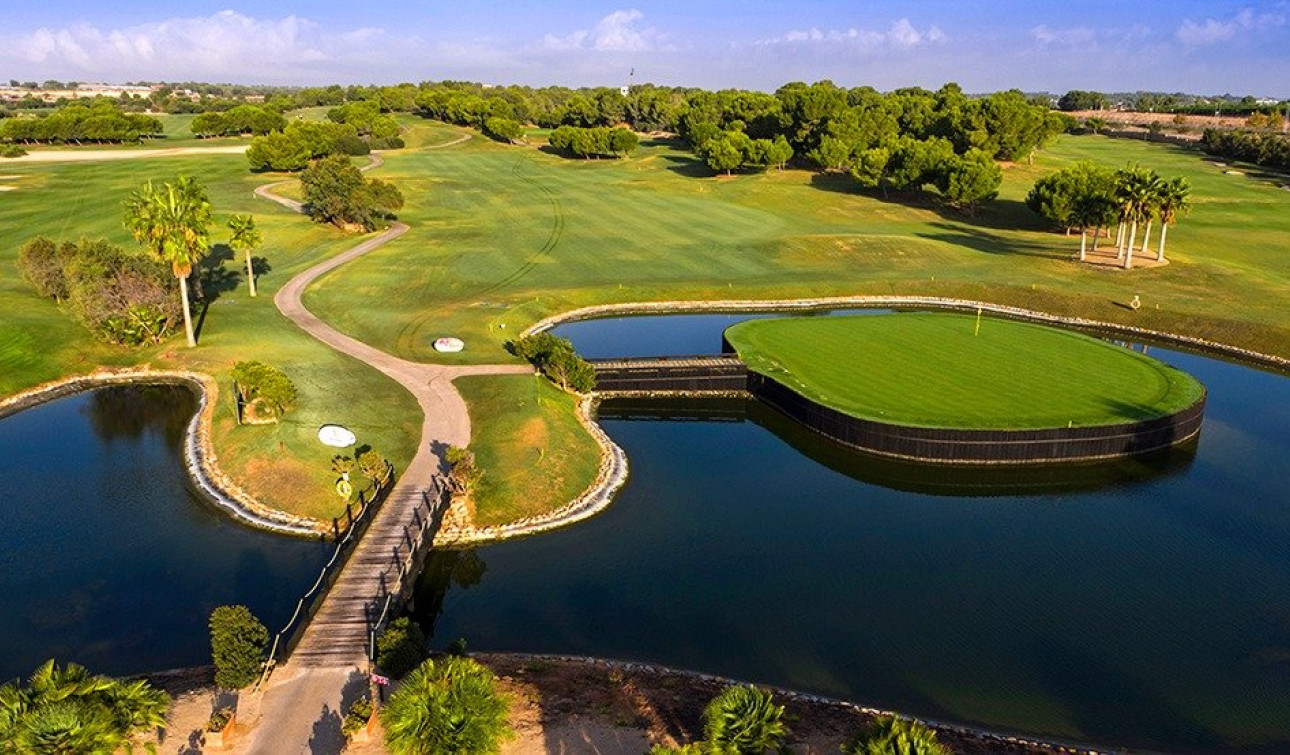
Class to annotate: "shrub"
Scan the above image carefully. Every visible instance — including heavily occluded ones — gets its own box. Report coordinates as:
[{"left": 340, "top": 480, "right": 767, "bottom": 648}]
[
  {"left": 1, "top": 143, "right": 26, "bottom": 157},
  {"left": 230, "top": 361, "right": 297, "bottom": 419},
  {"left": 342, "top": 697, "right": 374, "bottom": 736},
  {"left": 702, "top": 685, "right": 789, "bottom": 754},
  {"left": 382, "top": 657, "right": 511, "bottom": 755},
  {"left": 17, "top": 236, "right": 180, "bottom": 345},
  {"left": 375, "top": 617, "right": 429, "bottom": 679},
  {"left": 842, "top": 716, "right": 949, "bottom": 755},
  {"left": 357, "top": 448, "right": 393, "bottom": 486},
  {"left": 209, "top": 605, "right": 268, "bottom": 689},
  {"left": 206, "top": 708, "right": 233, "bottom": 732},
  {"left": 444, "top": 445, "right": 483, "bottom": 495},
  {"left": 509, "top": 333, "right": 596, "bottom": 393}
]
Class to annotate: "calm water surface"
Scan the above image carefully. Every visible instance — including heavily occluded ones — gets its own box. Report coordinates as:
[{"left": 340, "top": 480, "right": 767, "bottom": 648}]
[
  {"left": 0, "top": 385, "right": 328, "bottom": 681},
  {"left": 414, "top": 312, "right": 1290, "bottom": 754}
]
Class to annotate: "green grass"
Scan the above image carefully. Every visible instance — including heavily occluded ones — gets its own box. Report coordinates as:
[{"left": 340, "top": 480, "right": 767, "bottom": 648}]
[
  {"left": 0, "top": 151, "right": 420, "bottom": 521},
  {"left": 725, "top": 312, "right": 1205, "bottom": 429},
  {"left": 302, "top": 128, "right": 1290, "bottom": 366},
  {"left": 454, "top": 374, "right": 601, "bottom": 526}
]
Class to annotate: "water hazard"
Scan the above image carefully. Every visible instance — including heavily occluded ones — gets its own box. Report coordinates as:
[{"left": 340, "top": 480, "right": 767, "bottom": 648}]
[
  {"left": 413, "top": 311, "right": 1290, "bottom": 753},
  {"left": 0, "top": 384, "right": 328, "bottom": 681}
]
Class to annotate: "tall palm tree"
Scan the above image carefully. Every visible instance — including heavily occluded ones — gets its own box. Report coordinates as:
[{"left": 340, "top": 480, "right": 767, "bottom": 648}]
[
  {"left": 1137, "top": 170, "right": 1166, "bottom": 259},
  {"left": 123, "top": 176, "right": 212, "bottom": 348},
  {"left": 1115, "top": 167, "right": 1152, "bottom": 269},
  {"left": 228, "top": 214, "right": 263, "bottom": 297},
  {"left": 1156, "top": 177, "right": 1191, "bottom": 262}
]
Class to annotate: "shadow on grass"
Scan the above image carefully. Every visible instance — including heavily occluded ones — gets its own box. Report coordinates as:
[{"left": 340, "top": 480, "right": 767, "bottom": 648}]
[{"left": 916, "top": 222, "right": 1066, "bottom": 260}]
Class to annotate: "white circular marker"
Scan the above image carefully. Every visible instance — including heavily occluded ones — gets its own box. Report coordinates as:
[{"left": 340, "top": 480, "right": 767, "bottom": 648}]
[
  {"left": 318, "top": 425, "right": 357, "bottom": 447},
  {"left": 434, "top": 337, "right": 465, "bottom": 353}
]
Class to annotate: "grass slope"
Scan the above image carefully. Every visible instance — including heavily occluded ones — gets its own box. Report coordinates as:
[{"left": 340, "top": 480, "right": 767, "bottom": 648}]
[
  {"left": 725, "top": 312, "right": 1205, "bottom": 429},
  {"left": 0, "top": 152, "right": 419, "bottom": 521},
  {"left": 454, "top": 374, "right": 600, "bottom": 527},
  {"left": 303, "top": 128, "right": 1290, "bottom": 365}
]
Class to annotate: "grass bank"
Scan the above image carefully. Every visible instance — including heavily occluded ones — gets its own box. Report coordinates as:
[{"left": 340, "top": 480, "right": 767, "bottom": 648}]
[{"left": 454, "top": 374, "right": 601, "bottom": 527}]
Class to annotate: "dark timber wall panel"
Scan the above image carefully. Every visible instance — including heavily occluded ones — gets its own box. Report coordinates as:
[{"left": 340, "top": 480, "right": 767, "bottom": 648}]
[
  {"left": 747, "top": 372, "right": 1207, "bottom": 465},
  {"left": 592, "top": 357, "right": 749, "bottom": 393}
]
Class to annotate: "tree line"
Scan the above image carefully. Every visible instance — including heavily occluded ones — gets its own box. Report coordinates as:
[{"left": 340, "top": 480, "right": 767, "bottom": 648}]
[
  {"left": 0, "top": 101, "right": 162, "bottom": 144},
  {"left": 191, "top": 104, "right": 286, "bottom": 137},
  {"left": 1026, "top": 163, "right": 1191, "bottom": 267},
  {"left": 1199, "top": 128, "right": 1290, "bottom": 172}
]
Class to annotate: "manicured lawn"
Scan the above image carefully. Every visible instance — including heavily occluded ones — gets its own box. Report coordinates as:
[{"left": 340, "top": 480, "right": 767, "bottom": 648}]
[
  {"left": 725, "top": 312, "right": 1205, "bottom": 429},
  {"left": 453, "top": 374, "right": 601, "bottom": 527},
  {"left": 0, "top": 152, "right": 420, "bottom": 521},
  {"left": 303, "top": 128, "right": 1290, "bottom": 366}
]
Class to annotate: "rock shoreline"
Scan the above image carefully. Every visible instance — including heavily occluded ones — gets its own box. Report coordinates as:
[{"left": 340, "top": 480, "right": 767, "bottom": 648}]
[{"left": 0, "top": 369, "right": 327, "bottom": 537}]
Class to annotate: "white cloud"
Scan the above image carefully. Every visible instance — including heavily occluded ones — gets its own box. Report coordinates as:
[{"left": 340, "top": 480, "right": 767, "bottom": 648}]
[
  {"left": 760, "top": 19, "right": 946, "bottom": 52},
  {"left": 1030, "top": 25, "right": 1097, "bottom": 46},
  {"left": 540, "top": 9, "right": 660, "bottom": 53},
  {"left": 1176, "top": 7, "right": 1285, "bottom": 45},
  {"left": 0, "top": 11, "right": 402, "bottom": 81}
]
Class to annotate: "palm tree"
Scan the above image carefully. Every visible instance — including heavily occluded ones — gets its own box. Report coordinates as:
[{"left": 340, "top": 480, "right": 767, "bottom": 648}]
[
  {"left": 123, "top": 176, "right": 212, "bottom": 347},
  {"left": 702, "top": 685, "right": 789, "bottom": 754},
  {"left": 228, "top": 213, "right": 263, "bottom": 297},
  {"left": 1115, "top": 167, "right": 1152, "bottom": 269},
  {"left": 382, "top": 657, "right": 510, "bottom": 754},
  {"left": 1137, "top": 170, "right": 1166, "bottom": 260},
  {"left": 843, "top": 716, "right": 949, "bottom": 755},
  {"left": 1156, "top": 177, "right": 1191, "bottom": 262}
]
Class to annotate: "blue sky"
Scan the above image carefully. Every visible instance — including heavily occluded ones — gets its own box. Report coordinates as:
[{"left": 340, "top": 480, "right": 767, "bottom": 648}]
[{"left": 2, "top": 1, "right": 1287, "bottom": 95}]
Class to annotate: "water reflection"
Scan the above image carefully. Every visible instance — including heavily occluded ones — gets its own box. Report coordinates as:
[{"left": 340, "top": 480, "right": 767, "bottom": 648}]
[
  {"left": 411, "top": 549, "right": 487, "bottom": 637},
  {"left": 84, "top": 383, "right": 193, "bottom": 444},
  {"left": 600, "top": 396, "right": 1198, "bottom": 497}
]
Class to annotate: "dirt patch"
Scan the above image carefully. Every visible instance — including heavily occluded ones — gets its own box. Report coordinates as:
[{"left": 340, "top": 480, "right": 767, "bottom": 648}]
[
  {"left": 1079, "top": 244, "right": 1169, "bottom": 270},
  {"left": 478, "top": 654, "right": 1092, "bottom": 754}
]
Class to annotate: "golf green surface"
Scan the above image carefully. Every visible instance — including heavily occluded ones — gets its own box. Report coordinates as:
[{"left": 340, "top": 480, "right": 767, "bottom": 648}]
[{"left": 724, "top": 312, "right": 1206, "bottom": 429}]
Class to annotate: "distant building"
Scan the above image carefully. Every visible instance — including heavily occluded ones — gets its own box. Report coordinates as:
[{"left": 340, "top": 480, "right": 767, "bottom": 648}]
[{"left": 620, "top": 85, "right": 630, "bottom": 97}]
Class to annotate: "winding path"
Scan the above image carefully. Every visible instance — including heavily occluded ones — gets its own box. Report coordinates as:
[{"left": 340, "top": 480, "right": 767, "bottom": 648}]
[{"left": 243, "top": 142, "right": 528, "bottom": 754}]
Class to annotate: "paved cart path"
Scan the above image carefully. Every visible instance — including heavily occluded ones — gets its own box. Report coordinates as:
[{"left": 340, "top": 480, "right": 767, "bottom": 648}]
[{"left": 242, "top": 136, "right": 528, "bottom": 754}]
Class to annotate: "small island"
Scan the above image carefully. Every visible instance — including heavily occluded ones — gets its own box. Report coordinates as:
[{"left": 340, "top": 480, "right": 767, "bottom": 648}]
[{"left": 723, "top": 312, "right": 1207, "bottom": 463}]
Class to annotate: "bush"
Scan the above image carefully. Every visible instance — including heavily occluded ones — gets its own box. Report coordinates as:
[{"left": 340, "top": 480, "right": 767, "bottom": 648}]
[
  {"left": 206, "top": 708, "right": 233, "bottom": 732},
  {"left": 1, "top": 143, "right": 26, "bottom": 157},
  {"left": 245, "top": 121, "right": 363, "bottom": 171},
  {"left": 548, "top": 125, "right": 637, "bottom": 158},
  {"left": 209, "top": 605, "right": 268, "bottom": 689},
  {"left": 16, "top": 236, "right": 180, "bottom": 345},
  {"left": 444, "top": 446, "right": 483, "bottom": 495},
  {"left": 842, "top": 716, "right": 949, "bottom": 755},
  {"left": 702, "top": 685, "right": 789, "bottom": 754},
  {"left": 509, "top": 333, "right": 596, "bottom": 393},
  {"left": 375, "top": 617, "right": 429, "bottom": 679},
  {"left": 230, "top": 360, "right": 297, "bottom": 419},
  {"left": 342, "top": 697, "right": 374, "bottom": 736},
  {"left": 382, "top": 657, "right": 511, "bottom": 755}
]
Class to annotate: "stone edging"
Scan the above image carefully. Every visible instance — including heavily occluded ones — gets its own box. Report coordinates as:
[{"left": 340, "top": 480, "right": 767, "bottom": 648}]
[
  {"left": 433, "top": 395, "right": 628, "bottom": 545},
  {"left": 0, "top": 370, "right": 326, "bottom": 537},
  {"left": 522, "top": 295, "right": 1290, "bottom": 371},
  {"left": 479, "top": 652, "right": 1111, "bottom": 755}
]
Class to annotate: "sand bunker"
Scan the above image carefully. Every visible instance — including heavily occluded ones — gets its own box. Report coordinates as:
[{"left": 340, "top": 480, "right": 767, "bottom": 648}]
[
  {"left": 9, "top": 145, "right": 248, "bottom": 163},
  {"left": 0, "top": 186, "right": 17, "bottom": 192}
]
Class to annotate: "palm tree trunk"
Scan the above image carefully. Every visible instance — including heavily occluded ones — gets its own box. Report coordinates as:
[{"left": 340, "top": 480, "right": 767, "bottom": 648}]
[
  {"left": 1093, "top": 226, "right": 1102, "bottom": 252},
  {"left": 1140, "top": 220, "right": 1153, "bottom": 256},
  {"left": 245, "top": 250, "right": 257, "bottom": 297},
  {"left": 1115, "top": 222, "right": 1126, "bottom": 258},
  {"left": 1157, "top": 223, "right": 1169, "bottom": 262},
  {"left": 1078, "top": 228, "right": 1087, "bottom": 261},
  {"left": 179, "top": 275, "right": 196, "bottom": 347},
  {"left": 1125, "top": 221, "right": 1138, "bottom": 269}
]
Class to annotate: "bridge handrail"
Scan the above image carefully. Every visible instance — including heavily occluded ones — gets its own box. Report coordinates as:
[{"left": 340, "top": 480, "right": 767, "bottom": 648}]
[
  {"left": 258, "top": 478, "right": 393, "bottom": 682},
  {"left": 368, "top": 480, "right": 451, "bottom": 662}
]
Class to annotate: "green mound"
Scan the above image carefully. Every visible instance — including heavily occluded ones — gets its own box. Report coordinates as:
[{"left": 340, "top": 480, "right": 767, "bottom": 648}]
[{"left": 724, "top": 312, "right": 1205, "bottom": 430}]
